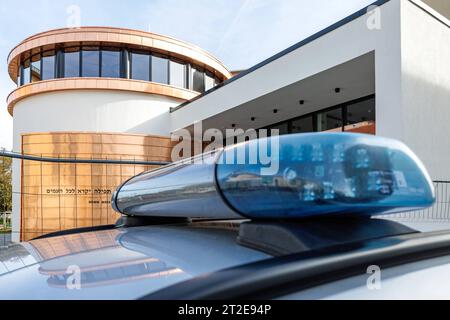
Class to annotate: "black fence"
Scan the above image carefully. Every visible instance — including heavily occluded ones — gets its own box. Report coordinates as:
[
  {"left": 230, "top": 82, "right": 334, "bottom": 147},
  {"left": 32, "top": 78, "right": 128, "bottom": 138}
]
[{"left": 385, "top": 181, "right": 450, "bottom": 221}]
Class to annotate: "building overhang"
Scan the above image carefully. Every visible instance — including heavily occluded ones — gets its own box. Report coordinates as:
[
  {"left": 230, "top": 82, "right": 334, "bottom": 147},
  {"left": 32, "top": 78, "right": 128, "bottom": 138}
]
[
  {"left": 180, "top": 52, "right": 375, "bottom": 134},
  {"left": 170, "top": 0, "right": 449, "bottom": 135}
]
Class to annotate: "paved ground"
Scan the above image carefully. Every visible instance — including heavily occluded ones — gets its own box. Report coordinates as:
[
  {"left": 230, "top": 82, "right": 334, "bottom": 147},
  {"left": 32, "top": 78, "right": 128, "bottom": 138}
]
[{"left": 0, "top": 232, "right": 12, "bottom": 247}]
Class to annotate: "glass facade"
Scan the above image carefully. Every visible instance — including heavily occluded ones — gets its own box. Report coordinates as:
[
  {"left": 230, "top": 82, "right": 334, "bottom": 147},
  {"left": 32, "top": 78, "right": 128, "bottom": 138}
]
[
  {"left": 81, "top": 48, "right": 100, "bottom": 77},
  {"left": 263, "top": 95, "right": 376, "bottom": 135},
  {"left": 31, "top": 55, "right": 41, "bottom": 83},
  {"left": 291, "top": 115, "right": 314, "bottom": 134},
  {"left": 22, "top": 59, "right": 31, "bottom": 85},
  {"left": 131, "top": 51, "right": 150, "bottom": 81},
  {"left": 317, "top": 107, "right": 344, "bottom": 132},
  {"left": 64, "top": 48, "right": 80, "bottom": 78},
  {"left": 152, "top": 54, "right": 169, "bottom": 84},
  {"left": 205, "top": 71, "right": 215, "bottom": 91},
  {"left": 42, "top": 51, "right": 56, "bottom": 80},
  {"left": 101, "top": 49, "right": 121, "bottom": 78},
  {"left": 191, "top": 65, "right": 205, "bottom": 93},
  {"left": 169, "top": 59, "right": 186, "bottom": 88},
  {"left": 346, "top": 97, "right": 376, "bottom": 124},
  {"left": 17, "top": 46, "right": 225, "bottom": 93}
]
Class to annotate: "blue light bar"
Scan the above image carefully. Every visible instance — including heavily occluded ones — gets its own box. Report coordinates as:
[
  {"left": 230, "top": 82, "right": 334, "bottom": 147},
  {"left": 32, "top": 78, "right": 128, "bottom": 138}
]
[
  {"left": 112, "top": 133, "right": 435, "bottom": 220},
  {"left": 216, "top": 133, "right": 435, "bottom": 219}
]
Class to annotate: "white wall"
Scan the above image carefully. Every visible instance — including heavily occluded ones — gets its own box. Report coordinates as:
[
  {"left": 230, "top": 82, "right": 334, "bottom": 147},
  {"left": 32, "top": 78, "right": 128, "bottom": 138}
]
[
  {"left": 11, "top": 89, "right": 178, "bottom": 242},
  {"left": 400, "top": 0, "right": 450, "bottom": 180}
]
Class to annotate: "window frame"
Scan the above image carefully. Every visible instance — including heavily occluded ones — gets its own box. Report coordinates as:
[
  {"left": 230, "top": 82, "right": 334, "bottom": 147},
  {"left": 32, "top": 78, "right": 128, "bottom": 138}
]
[
  {"left": 260, "top": 94, "right": 375, "bottom": 135},
  {"left": 100, "top": 47, "right": 122, "bottom": 78},
  {"left": 169, "top": 57, "right": 187, "bottom": 89},
  {"left": 151, "top": 53, "right": 169, "bottom": 85},
  {"left": 81, "top": 46, "right": 101, "bottom": 78},
  {"left": 130, "top": 50, "right": 151, "bottom": 82}
]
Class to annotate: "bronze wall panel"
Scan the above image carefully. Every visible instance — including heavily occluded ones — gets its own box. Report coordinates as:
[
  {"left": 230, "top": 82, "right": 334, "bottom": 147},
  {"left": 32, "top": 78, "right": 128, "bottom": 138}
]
[{"left": 21, "top": 132, "right": 174, "bottom": 241}]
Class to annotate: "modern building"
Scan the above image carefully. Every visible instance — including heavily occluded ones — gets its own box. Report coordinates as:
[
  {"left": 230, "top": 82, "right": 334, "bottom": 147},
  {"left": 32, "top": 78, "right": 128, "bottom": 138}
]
[
  {"left": 6, "top": 27, "right": 232, "bottom": 241},
  {"left": 6, "top": 0, "right": 450, "bottom": 242}
]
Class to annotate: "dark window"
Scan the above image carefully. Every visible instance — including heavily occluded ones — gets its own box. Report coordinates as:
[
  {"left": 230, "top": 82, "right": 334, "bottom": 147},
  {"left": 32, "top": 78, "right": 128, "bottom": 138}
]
[
  {"left": 268, "top": 122, "right": 289, "bottom": 136},
  {"left": 317, "top": 108, "right": 343, "bottom": 132},
  {"left": 17, "top": 67, "right": 21, "bottom": 86},
  {"left": 31, "top": 54, "right": 41, "bottom": 82},
  {"left": 22, "top": 59, "right": 31, "bottom": 85},
  {"left": 205, "top": 70, "right": 215, "bottom": 91},
  {"left": 42, "top": 51, "right": 56, "bottom": 80},
  {"left": 64, "top": 48, "right": 80, "bottom": 78},
  {"left": 101, "top": 49, "right": 121, "bottom": 78},
  {"left": 191, "top": 65, "right": 205, "bottom": 92},
  {"left": 169, "top": 59, "right": 186, "bottom": 88},
  {"left": 214, "top": 77, "right": 221, "bottom": 87},
  {"left": 152, "top": 54, "right": 168, "bottom": 84},
  {"left": 292, "top": 116, "right": 315, "bottom": 133},
  {"left": 131, "top": 51, "right": 150, "bottom": 81},
  {"left": 346, "top": 97, "right": 375, "bottom": 125},
  {"left": 81, "top": 48, "right": 100, "bottom": 77}
]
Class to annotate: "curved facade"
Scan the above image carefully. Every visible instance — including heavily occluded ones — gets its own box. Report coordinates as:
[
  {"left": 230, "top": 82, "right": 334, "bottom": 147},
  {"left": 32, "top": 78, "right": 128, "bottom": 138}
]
[
  {"left": 21, "top": 132, "right": 174, "bottom": 241},
  {"left": 7, "top": 27, "right": 232, "bottom": 241}
]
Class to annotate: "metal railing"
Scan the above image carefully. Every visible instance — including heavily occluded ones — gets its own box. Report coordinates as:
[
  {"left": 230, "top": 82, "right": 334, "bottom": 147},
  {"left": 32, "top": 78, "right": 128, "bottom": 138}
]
[{"left": 385, "top": 181, "right": 450, "bottom": 221}]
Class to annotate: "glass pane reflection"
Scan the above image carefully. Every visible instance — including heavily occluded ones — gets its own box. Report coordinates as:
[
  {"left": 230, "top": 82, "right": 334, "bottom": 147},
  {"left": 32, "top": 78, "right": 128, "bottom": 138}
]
[
  {"left": 42, "top": 51, "right": 56, "bottom": 80},
  {"left": 64, "top": 48, "right": 80, "bottom": 78},
  {"left": 82, "top": 48, "right": 100, "bottom": 77},
  {"left": 152, "top": 54, "right": 169, "bottom": 84},
  {"left": 131, "top": 52, "right": 150, "bottom": 81},
  {"left": 101, "top": 49, "right": 121, "bottom": 78}
]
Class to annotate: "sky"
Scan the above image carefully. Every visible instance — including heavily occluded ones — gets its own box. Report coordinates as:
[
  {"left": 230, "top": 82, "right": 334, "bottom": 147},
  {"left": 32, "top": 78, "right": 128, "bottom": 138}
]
[{"left": 0, "top": 0, "right": 376, "bottom": 151}]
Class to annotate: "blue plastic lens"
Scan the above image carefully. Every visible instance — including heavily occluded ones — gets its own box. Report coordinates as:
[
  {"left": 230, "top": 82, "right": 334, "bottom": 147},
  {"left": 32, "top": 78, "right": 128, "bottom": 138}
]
[{"left": 216, "top": 133, "right": 435, "bottom": 219}]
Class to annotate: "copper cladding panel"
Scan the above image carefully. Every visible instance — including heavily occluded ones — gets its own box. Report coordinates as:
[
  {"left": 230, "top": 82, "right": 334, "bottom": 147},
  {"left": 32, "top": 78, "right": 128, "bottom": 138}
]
[
  {"left": 7, "top": 78, "right": 198, "bottom": 116},
  {"left": 21, "top": 132, "right": 174, "bottom": 241}
]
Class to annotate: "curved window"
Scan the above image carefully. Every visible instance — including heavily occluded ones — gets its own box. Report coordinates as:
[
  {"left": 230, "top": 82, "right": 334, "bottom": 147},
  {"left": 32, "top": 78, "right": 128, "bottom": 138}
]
[
  {"left": 261, "top": 95, "right": 375, "bottom": 136},
  {"left": 17, "top": 67, "right": 21, "bottom": 86},
  {"left": 101, "top": 48, "right": 121, "bottom": 78},
  {"left": 42, "top": 51, "right": 56, "bottom": 80},
  {"left": 131, "top": 51, "right": 150, "bottom": 81},
  {"left": 31, "top": 55, "right": 41, "bottom": 83},
  {"left": 64, "top": 48, "right": 80, "bottom": 78},
  {"left": 169, "top": 59, "right": 186, "bottom": 88},
  {"left": 191, "top": 65, "right": 205, "bottom": 93},
  {"left": 152, "top": 54, "right": 169, "bottom": 84},
  {"left": 22, "top": 59, "right": 31, "bottom": 85},
  {"left": 16, "top": 45, "right": 225, "bottom": 92},
  {"left": 81, "top": 47, "right": 100, "bottom": 77}
]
